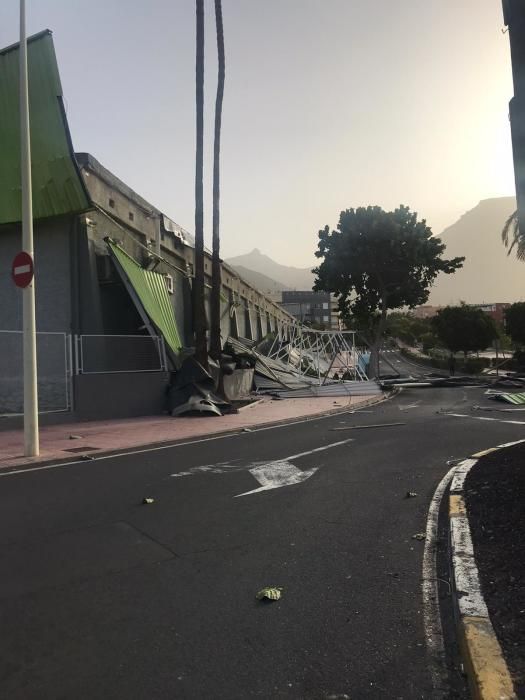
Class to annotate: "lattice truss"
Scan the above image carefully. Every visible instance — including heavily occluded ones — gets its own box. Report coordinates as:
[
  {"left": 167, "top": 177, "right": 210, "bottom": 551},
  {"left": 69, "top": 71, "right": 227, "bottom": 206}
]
[{"left": 264, "top": 323, "right": 369, "bottom": 382}]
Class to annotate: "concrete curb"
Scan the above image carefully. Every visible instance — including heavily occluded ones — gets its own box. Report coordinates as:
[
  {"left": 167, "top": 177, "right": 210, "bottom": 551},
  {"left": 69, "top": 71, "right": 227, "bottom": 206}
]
[
  {"left": 0, "top": 389, "right": 394, "bottom": 473},
  {"left": 449, "top": 441, "right": 525, "bottom": 700}
]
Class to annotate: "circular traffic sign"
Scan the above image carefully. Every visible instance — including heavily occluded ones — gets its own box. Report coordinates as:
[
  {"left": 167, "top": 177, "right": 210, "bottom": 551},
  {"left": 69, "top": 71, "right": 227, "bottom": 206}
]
[{"left": 11, "top": 251, "right": 34, "bottom": 288}]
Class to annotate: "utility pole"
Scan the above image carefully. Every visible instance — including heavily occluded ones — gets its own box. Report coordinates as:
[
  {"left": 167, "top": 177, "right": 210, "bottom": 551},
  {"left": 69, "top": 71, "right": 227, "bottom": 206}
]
[{"left": 19, "top": 0, "right": 39, "bottom": 456}]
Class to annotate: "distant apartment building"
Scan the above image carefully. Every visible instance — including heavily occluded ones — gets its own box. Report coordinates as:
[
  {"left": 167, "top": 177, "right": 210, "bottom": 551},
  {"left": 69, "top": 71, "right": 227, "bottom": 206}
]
[
  {"left": 412, "top": 303, "right": 510, "bottom": 325},
  {"left": 279, "top": 291, "right": 339, "bottom": 330},
  {"left": 412, "top": 305, "right": 443, "bottom": 319},
  {"left": 473, "top": 303, "right": 511, "bottom": 325}
]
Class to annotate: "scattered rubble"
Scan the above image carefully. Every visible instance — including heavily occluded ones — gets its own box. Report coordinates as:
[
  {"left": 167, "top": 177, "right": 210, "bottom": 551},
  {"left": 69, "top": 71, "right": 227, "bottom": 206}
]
[{"left": 255, "top": 586, "right": 283, "bottom": 601}]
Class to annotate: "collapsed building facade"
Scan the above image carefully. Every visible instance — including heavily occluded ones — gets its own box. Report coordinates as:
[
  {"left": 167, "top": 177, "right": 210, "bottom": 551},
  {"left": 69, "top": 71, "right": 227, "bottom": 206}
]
[{"left": 0, "top": 30, "right": 295, "bottom": 420}]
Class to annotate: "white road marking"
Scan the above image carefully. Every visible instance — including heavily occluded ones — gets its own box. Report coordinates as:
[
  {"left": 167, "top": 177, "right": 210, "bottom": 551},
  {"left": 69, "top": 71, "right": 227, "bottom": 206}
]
[
  {"left": 0, "top": 411, "right": 367, "bottom": 478},
  {"left": 421, "top": 462, "right": 459, "bottom": 696},
  {"left": 235, "top": 461, "right": 319, "bottom": 497},
  {"left": 399, "top": 401, "right": 421, "bottom": 411},
  {"left": 444, "top": 413, "right": 525, "bottom": 426},
  {"left": 233, "top": 439, "right": 354, "bottom": 497}
]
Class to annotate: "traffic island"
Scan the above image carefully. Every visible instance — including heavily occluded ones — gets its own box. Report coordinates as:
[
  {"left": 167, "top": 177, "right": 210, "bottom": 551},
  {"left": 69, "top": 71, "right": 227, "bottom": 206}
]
[{"left": 449, "top": 443, "right": 524, "bottom": 700}]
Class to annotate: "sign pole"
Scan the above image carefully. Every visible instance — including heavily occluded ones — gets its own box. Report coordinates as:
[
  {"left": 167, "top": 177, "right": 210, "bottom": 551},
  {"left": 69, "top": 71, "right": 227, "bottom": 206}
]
[{"left": 20, "top": 0, "right": 39, "bottom": 456}]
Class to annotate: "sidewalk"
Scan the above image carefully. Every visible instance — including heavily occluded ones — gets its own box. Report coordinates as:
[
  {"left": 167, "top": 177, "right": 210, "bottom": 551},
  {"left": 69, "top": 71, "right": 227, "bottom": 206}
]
[{"left": 0, "top": 394, "right": 380, "bottom": 470}]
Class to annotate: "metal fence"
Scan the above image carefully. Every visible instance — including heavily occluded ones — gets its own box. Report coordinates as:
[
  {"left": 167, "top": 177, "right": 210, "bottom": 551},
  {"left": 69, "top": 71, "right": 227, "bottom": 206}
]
[
  {"left": 0, "top": 330, "right": 72, "bottom": 415},
  {"left": 75, "top": 334, "right": 167, "bottom": 374}
]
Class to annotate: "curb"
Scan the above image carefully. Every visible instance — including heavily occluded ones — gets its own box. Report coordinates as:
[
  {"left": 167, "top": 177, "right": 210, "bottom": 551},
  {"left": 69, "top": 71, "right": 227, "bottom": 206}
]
[
  {"left": 449, "top": 441, "right": 524, "bottom": 700},
  {"left": 0, "top": 388, "right": 394, "bottom": 473}
]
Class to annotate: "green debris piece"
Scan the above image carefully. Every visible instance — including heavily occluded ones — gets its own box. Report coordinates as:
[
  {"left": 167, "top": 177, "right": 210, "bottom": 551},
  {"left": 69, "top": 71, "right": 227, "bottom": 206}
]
[
  {"left": 412, "top": 533, "right": 426, "bottom": 541},
  {"left": 142, "top": 498, "right": 155, "bottom": 505},
  {"left": 256, "top": 586, "right": 283, "bottom": 601}
]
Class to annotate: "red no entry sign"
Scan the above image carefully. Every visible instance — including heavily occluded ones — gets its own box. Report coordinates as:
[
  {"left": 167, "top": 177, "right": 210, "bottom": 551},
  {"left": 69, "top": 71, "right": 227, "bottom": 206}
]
[{"left": 11, "top": 251, "right": 34, "bottom": 288}]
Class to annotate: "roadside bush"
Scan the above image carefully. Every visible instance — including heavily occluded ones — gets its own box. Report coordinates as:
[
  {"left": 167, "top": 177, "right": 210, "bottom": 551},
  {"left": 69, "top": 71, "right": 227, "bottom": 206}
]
[{"left": 464, "top": 357, "right": 486, "bottom": 374}]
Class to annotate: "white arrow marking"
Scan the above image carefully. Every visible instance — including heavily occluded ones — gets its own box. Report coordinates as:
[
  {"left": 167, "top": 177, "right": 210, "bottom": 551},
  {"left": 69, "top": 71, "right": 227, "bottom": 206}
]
[
  {"left": 234, "top": 438, "right": 353, "bottom": 497},
  {"left": 399, "top": 401, "right": 421, "bottom": 411},
  {"left": 235, "top": 461, "right": 319, "bottom": 497}
]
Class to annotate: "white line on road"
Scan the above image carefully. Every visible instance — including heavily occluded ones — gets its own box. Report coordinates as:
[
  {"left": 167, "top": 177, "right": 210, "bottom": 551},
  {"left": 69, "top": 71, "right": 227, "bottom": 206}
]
[
  {"left": 421, "top": 462, "right": 460, "bottom": 697},
  {"left": 0, "top": 412, "right": 367, "bottom": 478},
  {"left": 444, "top": 413, "right": 525, "bottom": 426}
]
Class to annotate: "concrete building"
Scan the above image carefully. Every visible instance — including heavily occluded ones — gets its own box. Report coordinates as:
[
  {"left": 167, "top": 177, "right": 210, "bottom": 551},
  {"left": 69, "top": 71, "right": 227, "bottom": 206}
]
[
  {"left": 280, "top": 291, "right": 339, "bottom": 330},
  {"left": 0, "top": 31, "right": 293, "bottom": 421},
  {"left": 473, "top": 303, "right": 511, "bottom": 326},
  {"left": 413, "top": 303, "right": 510, "bottom": 326}
]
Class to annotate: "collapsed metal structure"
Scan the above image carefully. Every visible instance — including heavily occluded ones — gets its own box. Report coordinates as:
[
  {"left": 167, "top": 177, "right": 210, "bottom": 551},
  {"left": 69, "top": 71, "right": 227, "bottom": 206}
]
[
  {"left": 265, "top": 324, "right": 369, "bottom": 383},
  {"left": 225, "top": 324, "right": 380, "bottom": 400}
]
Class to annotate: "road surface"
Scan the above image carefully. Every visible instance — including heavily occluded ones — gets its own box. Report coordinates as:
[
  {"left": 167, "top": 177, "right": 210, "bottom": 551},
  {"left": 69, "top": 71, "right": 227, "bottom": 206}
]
[{"left": 1, "top": 376, "right": 522, "bottom": 699}]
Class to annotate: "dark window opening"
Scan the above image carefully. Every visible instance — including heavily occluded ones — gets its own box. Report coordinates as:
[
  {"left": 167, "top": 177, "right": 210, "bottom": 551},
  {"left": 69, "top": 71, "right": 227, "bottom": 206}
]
[
  {"left": 128, "top": 212, "right": 134, "bottom": 221},
  {"left": 109, "top": 198, "right": 115, "bottom": 208}
]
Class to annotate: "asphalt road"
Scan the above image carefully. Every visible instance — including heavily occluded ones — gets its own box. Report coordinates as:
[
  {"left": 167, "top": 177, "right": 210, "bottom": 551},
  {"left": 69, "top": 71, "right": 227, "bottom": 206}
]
[{"left": 1, "top": 359, "right": 523, "bottom": 699}]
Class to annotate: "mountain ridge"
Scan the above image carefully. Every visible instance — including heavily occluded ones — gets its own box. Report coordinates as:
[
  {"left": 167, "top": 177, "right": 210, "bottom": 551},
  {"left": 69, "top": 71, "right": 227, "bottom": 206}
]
[{"left": 227, "top": 197, "right": 524, "bottom": 304}]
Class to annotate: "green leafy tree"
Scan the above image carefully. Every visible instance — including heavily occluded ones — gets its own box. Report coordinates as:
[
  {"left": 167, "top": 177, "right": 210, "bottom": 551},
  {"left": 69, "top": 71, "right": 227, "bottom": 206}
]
[
  {"left": 504, "top": 302, "right": 525, "bottom": 345},
  {"left": 431, "top": 304, "right": 498, "bottom": 357},
  {"left": 313, "top": 205, "right": 463, "bottom": 377},
  {"left": 501, "top": 210, "right": 525, "bottom": 260},
  {"left": 386, "top": 312, "right": 433, "bottom": 346}
]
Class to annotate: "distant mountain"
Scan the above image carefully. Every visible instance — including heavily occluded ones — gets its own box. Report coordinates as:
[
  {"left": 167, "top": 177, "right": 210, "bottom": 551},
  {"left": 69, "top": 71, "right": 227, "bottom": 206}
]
[
  {"left": 230, "top": 265, "right": 290, "bottom": 294},
  {"left": 429, "top": 197, "right": 524, "bottom": 305},
  {"left": 226, "top": 248, "right": 315, "bottom": 290}
]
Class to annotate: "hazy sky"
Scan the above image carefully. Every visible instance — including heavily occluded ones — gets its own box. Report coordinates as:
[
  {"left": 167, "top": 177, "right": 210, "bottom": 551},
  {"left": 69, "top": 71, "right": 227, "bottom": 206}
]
[{"left": 1, "top": 1, "right": 515, "bottom": 266}]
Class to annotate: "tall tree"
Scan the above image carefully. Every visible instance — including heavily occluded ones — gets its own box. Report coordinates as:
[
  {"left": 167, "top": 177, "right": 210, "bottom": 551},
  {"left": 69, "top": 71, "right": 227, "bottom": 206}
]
[
  {"left": 504, "top": 302, "right": 525, "bottom": 345},
  {"left": 210, "top": 0, "right": 225, "bottom": 361},
  {"left": 501, "top": 209, "right": 525, "bottom": 260},
  {"left": 193, "top": 0, "right": 208, "bottom": 368},
  {"left": 313, "top": 205, "right": 464, "bottom": 377},
  {"left": 431, "top": 304, "right": 497, "bottom": 356}
]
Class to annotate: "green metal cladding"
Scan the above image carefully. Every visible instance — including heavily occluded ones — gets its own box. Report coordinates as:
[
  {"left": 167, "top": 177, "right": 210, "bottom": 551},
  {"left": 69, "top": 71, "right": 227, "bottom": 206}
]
[
  {"left": 107, "top": 241, "right": 183, "bottom": 357},
  {"left": 0, "top": 30, "right": 90, "bottom": 225}
]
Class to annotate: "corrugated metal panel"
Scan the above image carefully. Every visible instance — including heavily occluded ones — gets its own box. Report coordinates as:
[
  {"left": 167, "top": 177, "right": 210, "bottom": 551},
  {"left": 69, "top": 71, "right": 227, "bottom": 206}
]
[
  {"left": 497, "top": 392, "right": 525, "bottom": 404},
  {"left": 272, "top": 381, "right": 381, "bottom": 398},
  {"left": 0, "top": 31, "right": 90, "bottom": 224},
  {"left": 107, "top": 241, "right": 182, "bottom": 357}
]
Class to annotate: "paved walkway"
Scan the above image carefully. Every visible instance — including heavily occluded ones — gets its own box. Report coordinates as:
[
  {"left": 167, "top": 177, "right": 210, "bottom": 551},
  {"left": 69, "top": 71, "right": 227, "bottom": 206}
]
[{"left": 0, "top": 394, "right": 379, "bottom": 469}]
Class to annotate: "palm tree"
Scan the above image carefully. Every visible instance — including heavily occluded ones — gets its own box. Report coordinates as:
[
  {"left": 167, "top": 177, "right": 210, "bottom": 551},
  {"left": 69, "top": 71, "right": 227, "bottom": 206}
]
[
  {"left": 502, "top": 209, "right": 525, "bottom": 260},
  {"left": 194, "top": 0, "right": 208, "bottom": 368},
  {"left": 210, "top": 0, "right": 225, "bottom": 361}
]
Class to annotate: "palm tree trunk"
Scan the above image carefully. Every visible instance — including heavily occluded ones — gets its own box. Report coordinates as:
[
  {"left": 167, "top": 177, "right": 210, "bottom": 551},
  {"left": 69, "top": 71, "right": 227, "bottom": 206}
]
[
  {"left": 210, "top": 0, "right": 225, "bottom": 361},
  {"left": 194, "top": 0, "right": 208, "bottom": 368}
]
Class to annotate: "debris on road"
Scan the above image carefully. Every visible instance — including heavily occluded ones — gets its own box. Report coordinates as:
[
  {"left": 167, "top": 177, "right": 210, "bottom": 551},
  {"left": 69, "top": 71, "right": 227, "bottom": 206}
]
[
  {"left": 255, "top": 586, "right": 283, "bottom": 601},
  {"left": 330, "top": 422, "right": 405, "bottom": 431},
  {"left": 80, "top": 455, "right": 95, "bottom": 461},
  {"left": 405, "top": 491, "right": 418, "bottom": 498},
  {"left": 69, "top": 434, "right": 83, "bottom": 440},
  {"left": 242, "top": 427, "right": 253, "bottom": 432},
  {"left": 142, "top": 498, "right": 155, "bottom": 505},
  {"left": 412, "top": 533, "right": 426, "bottom": 541},
  {"left": 489, "top": 391, "right": 525, "bottom": 405}
]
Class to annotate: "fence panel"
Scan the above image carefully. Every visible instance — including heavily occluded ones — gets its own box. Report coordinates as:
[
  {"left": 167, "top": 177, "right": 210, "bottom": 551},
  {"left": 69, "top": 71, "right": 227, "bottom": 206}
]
[
  {"left": 77, "top": 334, "right": 166, "bottom": 374},
  {"left": 0, "top": 331, "right": 70, "bottom": 415}
]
